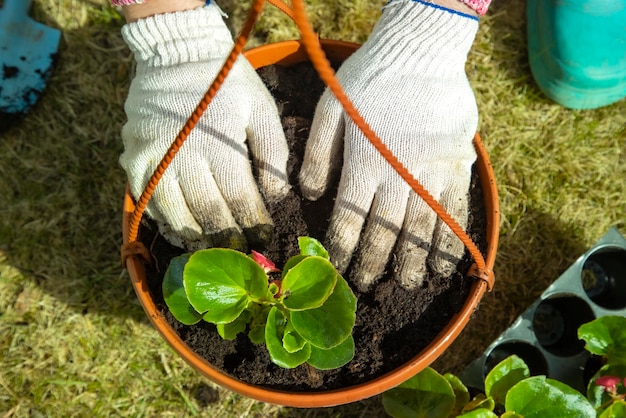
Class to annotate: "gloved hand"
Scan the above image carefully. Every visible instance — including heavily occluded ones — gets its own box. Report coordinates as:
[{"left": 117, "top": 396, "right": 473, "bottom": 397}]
[
  {"left": 120, "top": 4, "right": 289, "bottom": 251},
  {"left": 300, "top": 0, "right": 480, "bottom": 291}
]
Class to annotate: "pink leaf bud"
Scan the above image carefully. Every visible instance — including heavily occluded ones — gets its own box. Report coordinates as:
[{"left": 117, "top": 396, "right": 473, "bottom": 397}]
[
  {"left": 251, "top": 250, "right": 280, "bottom": 273},
  {"left": 596, "top": 375, "right": 622, "bottom": 394}
]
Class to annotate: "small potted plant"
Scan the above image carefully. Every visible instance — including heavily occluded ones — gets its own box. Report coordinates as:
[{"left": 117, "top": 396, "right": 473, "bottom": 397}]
[
  {"left": 162, "top": 236, "right": 358, "bottom": 371},
  {"left": 122, "top": 38, "right": 500, "bottom": 407}
]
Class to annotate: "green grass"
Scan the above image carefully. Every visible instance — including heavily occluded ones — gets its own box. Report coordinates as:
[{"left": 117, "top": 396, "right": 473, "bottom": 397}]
[{"left": 1, "top": 0, "right": 625, "bottom": 416}]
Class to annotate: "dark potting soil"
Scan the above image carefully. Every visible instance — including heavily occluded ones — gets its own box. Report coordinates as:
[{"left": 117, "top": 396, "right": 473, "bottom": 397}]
[{"left": 140, "top": 61, "right": 488, "bottom": 392}]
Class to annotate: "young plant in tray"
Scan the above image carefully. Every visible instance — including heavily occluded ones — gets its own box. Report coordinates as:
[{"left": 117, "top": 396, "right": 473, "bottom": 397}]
[
  {"left": 381, "top": 315, "right": 626, "bottom": 418},
  {"left": 162, "top": 236, "right": 357, "bottom": 370}
]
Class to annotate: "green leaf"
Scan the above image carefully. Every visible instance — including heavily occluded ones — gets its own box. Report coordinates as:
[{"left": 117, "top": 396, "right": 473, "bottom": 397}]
[
  {"left": 599, "top": 400, "right": 626, "bottom": 418},
  {"left": 290, "top": 275, "right": 356, "bottom": 349},
  {"left": 268, "top": 282, "right": 280, "bottom": 297},
  {"left": 500, "top": 412, "right": 524, "bottom": 418},
  {"left": 281, "top": 256, "right": 337, "bottom": 311},
  {"left": 444, "top": 373, "right": 470, "bottom": 415},
  {"left": 587, "top": 364, "right": 626, "bottom": 410},
  {"left": 248, "top": 324, "right": 266, "bottom": 344},
  {"left": 184, "top": 249, "right": 268, "bottom": 324},
  {"left": 458, "top": 409, "right": 498, "bottom": 418},
  {"left": 248, "top": 305, "right": 270, "bottom": 344},
  {"left": 485, "top": 355, "right": 530, "bottom": 405},
  {"left": 382, "top": 367, "right": 455, "bottom": 418},
  {"left": 307, "top": 335, "right": 355, "bottom": 370},
  {"left": 298, "top": 236, "right": 329, "bottom": 258},
  {"left": 578, "top": 316, "right": 626, "bottom": 365},
  {"left": 505, "top": 376, "right": 595, "bottom": 418},
  {"left": 282, "top": 255, "right": 307, "bottom": 279},
  {"left": 162, "top": 254, "right": 202, "bottom": 325},
  {"left": 283, "top": 321, "right": 307, "bottom": 353},
  {"left": 216, "top": 313, "right": 248, "bottom": 340},
  {"left": 265, "top": 307, "right": 310, "bottom": 369},
  {"left": 462, "top": 394, "right": 495, "bottom": 413}
]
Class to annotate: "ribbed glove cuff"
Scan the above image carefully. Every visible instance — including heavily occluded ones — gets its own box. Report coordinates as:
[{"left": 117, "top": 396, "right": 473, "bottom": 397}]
[
  {"left": 386, "top": 0, "right": 490, "bottom": 16},
  {"left": 374, "top": 1, "right": 478, "bottom": 74},
  {"left": 121, "top": 4, "right": 232, "bottom": 67}
]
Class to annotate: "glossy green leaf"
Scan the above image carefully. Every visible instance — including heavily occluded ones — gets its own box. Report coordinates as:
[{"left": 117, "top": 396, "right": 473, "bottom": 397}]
[
  {"left": 298, "top": 236, "right": 329, "bottom": 258},
  {"left": 462, "top": 394, "right": 495, "bottom": 413},
  {"left": 599, "top": 400, "right": 626, "bottom": 418},
  {"left": 268, "top": 281, "right": 280, "bottom": 297},
  {"left": 248, "top": 305, "right": 270, "bottom": 344},
  {"left": 162, "top": 254, "right": 202, "bottom": 325},
  {"left": 500, "top": 412, "right": 524, "bottom": 418},
  {"left": 265, "top": 307, "right": 310, "bottom": 368},
  {"left": 578, "top": 316, "right": 626, "bottom": 365},
  {"left": 505, "top": 376, "right": 595, "bottom": 417},
  {"left": 444, "top": 373, "right": 470, "bottom": 415},
  {"left": 281, "top": 256, "right": 337, "bottom": 311},
  {"left": 216, "top": 313, "right": 248, "bottom": 340},
  {"left": 587, "top": 364, "right": 626, "bottom": 410},
  {"left": 382, "top": 367, "right": 455, "bottom": 418},
  {"left": 485, "top": 355, "right": 530, "bottom": 405},
  {"left": 283, "top": 321, "right": 307, "bottom": 353},
  {"left": 458, "top": 409, "right": 498, "bottom": 418},
  {"left": 307, "top": 335, "right": 355, "bottom": 370},
  {"left": 290, "top": 275, "right": 356, "bottom": 349},
  {"left": 281, "top": 255, "right": 307, "bottom": 279},
  {"left": 248, "top": 324, "right": 266, "bottom": 344},
  {"left": 184, "top": 249, "right": 268, "bottom": 324}
]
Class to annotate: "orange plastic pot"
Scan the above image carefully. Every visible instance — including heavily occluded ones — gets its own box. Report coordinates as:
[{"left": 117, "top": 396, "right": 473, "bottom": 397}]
[{"left": 122, "top": 39, "right": 500, "bottom": 408}]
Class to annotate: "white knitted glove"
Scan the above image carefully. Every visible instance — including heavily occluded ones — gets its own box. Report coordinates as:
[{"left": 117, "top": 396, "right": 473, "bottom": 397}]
[
  {"left": 120, "top": 5, "right": 289, "bottom": 251},
  {"left": 300, "top": 0, "right": 479, "bottom": 291}
]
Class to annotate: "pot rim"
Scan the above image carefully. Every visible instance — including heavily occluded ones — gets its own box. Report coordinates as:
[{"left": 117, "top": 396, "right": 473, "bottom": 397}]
[{"left": 122, "top": 39, "right": 500, "bottom": 408}]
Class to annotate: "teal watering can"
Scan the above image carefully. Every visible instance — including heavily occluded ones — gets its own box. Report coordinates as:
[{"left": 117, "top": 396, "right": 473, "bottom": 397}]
[{"left": 527, "top": 0, "right": 626, "bottom": 109}]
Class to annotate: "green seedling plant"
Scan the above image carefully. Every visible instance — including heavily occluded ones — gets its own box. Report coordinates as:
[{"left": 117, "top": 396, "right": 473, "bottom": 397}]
[
  {"left": 382, "top": 315, "right": 626, "bottom": 418},
  {"left": 162, "top": 236, "right": 357, "bottom": 370}
]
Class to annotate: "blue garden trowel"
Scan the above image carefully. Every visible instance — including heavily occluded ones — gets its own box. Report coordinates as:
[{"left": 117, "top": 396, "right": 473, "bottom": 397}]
[{"left": 0, "top": 0, "right": 61, "bottom": 127}]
